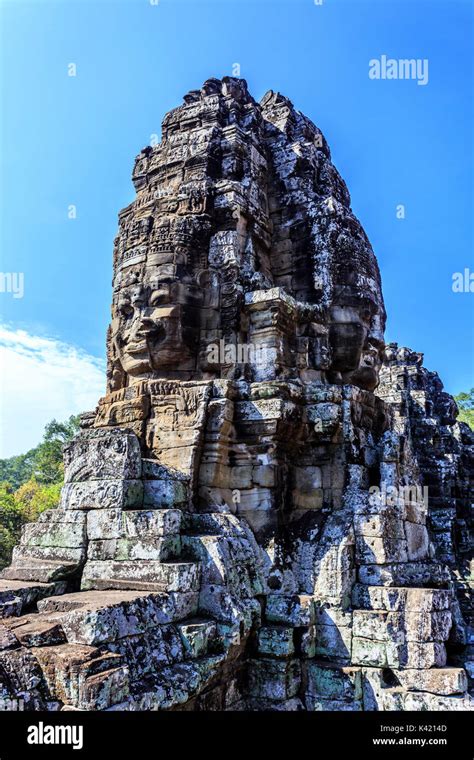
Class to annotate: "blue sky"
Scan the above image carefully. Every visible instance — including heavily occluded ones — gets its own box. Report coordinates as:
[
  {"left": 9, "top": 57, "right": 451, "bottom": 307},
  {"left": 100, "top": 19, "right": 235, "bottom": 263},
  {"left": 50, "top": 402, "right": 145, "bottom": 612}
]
[{"left": 0, "top": 0, "right": 473, "bottom": 456}]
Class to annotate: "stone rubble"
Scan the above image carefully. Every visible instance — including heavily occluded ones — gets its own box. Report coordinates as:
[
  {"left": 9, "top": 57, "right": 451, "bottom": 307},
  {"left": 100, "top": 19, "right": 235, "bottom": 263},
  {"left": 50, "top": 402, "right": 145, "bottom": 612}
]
[{"left": 0, "top": 78, "right": 472, "bottom": 711}]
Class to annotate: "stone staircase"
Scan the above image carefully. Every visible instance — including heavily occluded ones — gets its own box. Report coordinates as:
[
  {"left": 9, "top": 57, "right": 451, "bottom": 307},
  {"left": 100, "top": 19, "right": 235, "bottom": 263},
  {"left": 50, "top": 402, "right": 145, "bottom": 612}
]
[
  {"left": 0, "top": 426, "right": 472, "bottom": 711},
  {"left": 242, "top": 585, "right": 471, "bottom": 711},
  {"left": 0, "top": 524, "right": 234, "bottom": 711},
  {"left": 0, "top": 431, "right": 262, "bottom": 710}
]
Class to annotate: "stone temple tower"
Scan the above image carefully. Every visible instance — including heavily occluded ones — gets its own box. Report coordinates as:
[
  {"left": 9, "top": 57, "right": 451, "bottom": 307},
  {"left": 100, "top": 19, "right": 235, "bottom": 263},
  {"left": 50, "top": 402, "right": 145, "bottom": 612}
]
[{"left": 0, "top": 78, "right": 472, "bottom": 711}]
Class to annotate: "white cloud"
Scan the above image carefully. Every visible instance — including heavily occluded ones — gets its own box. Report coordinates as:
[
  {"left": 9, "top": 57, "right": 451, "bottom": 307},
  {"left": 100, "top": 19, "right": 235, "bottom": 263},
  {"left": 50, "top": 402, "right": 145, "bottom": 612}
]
[{"left": 0, "top": 325, "right": 106, "bottom": 458}]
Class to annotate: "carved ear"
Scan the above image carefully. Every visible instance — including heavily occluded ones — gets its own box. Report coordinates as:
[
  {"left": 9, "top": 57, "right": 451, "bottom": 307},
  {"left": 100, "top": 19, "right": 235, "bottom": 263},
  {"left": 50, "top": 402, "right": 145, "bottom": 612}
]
[
  {"left": 197, "top": 269, "right": 220, "bottom": 308},
  {"left": 107, "top": 361, "right": 126, "bottom": 393},
  {"left": 106, "top": 323, "right": 126, "bottom": 392}
]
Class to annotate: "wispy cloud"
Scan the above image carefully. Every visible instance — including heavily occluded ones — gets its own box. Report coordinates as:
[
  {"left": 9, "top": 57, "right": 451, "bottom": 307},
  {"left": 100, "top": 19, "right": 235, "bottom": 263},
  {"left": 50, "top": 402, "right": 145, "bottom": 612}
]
[{"left": 0, "top": 325, "right": 106, "bottom": 458}]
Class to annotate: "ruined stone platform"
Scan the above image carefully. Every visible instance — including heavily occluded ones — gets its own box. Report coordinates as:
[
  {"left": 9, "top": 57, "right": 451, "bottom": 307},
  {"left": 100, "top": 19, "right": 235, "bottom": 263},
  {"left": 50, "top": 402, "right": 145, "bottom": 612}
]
[{"left": 0, "top": 77, "right": 472, "bottom": 711}]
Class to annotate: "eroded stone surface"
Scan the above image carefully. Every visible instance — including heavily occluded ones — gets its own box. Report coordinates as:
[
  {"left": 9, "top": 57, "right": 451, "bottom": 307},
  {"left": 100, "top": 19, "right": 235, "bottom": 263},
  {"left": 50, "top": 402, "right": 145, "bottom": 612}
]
[{"left": 0, "top": 78, "right": 472, "bottom": 712}]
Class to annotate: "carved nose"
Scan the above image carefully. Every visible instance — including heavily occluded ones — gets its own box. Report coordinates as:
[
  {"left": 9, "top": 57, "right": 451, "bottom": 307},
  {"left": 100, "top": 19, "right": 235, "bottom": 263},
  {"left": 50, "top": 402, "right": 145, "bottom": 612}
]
[
  {"left": 133, "top": 317, "right": 164, "bottom": 339},
  {"left": 135, "top": 319, "right": 153, "bottom": 336},
  {"left": 130, "top": 291, "right": 145, "bottom": 309},
  {"left": 142, "top": 320, "right": 166, "bottom": 348}
]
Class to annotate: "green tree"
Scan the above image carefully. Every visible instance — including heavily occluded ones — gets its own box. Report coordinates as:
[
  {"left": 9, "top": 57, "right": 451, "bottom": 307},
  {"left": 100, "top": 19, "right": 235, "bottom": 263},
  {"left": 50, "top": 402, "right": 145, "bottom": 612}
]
[
  {"left": 0, "top": 449, "right": 36, "bottom": 491},
  {"left": 33, "top": 415, "right": 81, "bottom": 484},
  {"left": 0, "top": 479, "right": 63, "bottom": 570},
  {"left": 0, "top": 415, "right": 80, "bottom": 568},
  {"left": 0, "top": 414, "right": 81, "bottom": 488},
  {"left": 455, "top": 388, "right": 474, "bottom": 430},
  {"left": 13, "top": 479, "right": 62, "bottom": 522},
  {"left": 0, "top": 482, "right": 23, "bottom": 568},
  {"left": 0, "top": 525, "right": 17, "bottom": 570}
]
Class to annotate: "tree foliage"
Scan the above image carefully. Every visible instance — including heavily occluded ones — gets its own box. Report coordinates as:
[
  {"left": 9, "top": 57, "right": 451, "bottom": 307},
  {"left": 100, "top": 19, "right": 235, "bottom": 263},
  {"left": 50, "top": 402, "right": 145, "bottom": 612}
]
[
  {"left": 13, "top": 480, "right": 63, "bottom": 521},
  {"left": 0, "top": 482, "right": 23, "bottom": 569},
  {"left": 0, "top": 415, "right": 80, "bottom": 488},
  {"left": 0, "top": 415, "right": 80, "bottom": 568},
  {"left": 0, "top": 449, "right": 36, "bottom": 492},
  {"left": 455, "top": 388, "right": 474, "bottom": 430}
]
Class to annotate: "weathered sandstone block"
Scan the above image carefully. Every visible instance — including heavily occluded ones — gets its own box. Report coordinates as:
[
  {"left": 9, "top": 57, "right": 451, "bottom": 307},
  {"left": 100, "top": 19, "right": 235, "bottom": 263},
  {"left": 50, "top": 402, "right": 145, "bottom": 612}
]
[{"left": 0, "top": 78, "right": 472, "bottom": 713}]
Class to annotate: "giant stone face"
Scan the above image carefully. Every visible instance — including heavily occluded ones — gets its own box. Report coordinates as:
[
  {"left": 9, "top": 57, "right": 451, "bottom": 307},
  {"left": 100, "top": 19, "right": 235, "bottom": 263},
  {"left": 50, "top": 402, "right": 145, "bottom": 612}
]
[
  {"left": 2, "top": 78, "right": 471, "bottom": 715},
  {"left": 107, "top": 216, "right": 209, "bottom": 388},
  {"left": 111, "top": 273, "right": 202, "bottom": 381},
  {"left": 97, "top": 77, "right": 388, "bottom": 542},
  {"left": 105, "top": 77, "right": 386, "bottom": 395}
]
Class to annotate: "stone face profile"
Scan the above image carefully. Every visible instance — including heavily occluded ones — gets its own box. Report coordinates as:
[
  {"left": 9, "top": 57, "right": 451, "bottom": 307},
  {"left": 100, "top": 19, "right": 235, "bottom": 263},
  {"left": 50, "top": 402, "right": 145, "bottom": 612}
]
[
  {"left": 0, "top": 78, "right": 472, "bottom": 711},
  {"left": 107, "top": 76, "right": 385, "bottom": 396}
]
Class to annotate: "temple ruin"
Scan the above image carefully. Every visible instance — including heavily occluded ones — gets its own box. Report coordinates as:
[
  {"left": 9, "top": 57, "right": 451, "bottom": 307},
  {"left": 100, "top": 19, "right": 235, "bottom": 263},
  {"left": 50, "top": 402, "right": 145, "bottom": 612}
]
[{"left": 0, "top": 77, "right": 472, "bottom": 711}]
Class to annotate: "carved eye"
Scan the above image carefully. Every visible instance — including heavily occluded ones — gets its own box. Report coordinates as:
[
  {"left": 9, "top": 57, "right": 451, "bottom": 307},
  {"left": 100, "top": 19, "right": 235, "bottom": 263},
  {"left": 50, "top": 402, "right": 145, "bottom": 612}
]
[
  {"left": 120, "top": 304, "right": 133, "bottom": 318},
  {"left": 150, "top": 290, "right": 166, "bottom": 306}
]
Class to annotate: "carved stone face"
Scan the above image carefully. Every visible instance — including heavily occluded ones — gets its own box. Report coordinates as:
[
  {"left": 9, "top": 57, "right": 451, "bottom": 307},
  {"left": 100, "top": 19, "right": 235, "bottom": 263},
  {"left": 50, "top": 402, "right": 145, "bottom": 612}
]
[
  {"left": 349, "top": 335, "right": 384, "bottom": 391},
  {"left": 329, "top": 300, "right": 385, "bottom": 390},
  {"left": 110, "top": 274, "right": 202, "bottom": 381}
]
